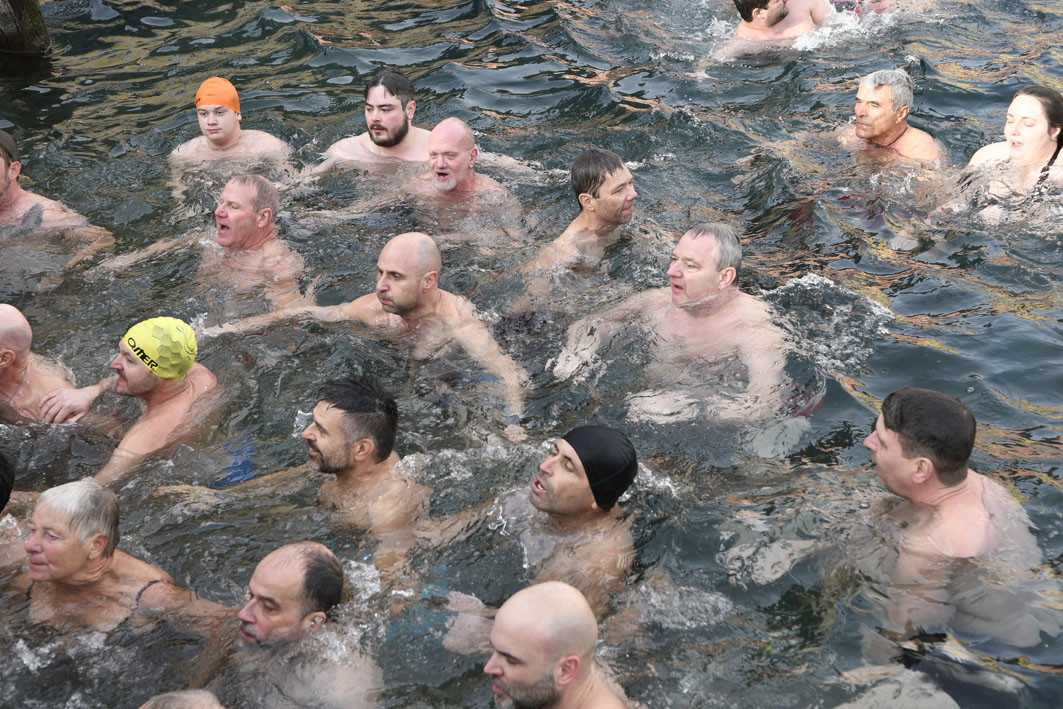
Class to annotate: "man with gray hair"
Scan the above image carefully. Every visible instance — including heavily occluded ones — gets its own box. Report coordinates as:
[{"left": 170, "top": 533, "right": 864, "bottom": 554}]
[
  {"left": 6, "top": 479, "right": 213, "bottom": 633},
  {"left": 554, "top": 223, "right": 788, "bottom": 422},
  {"left": 838, "top": 69, "right": 944, "bottom": 165},
  {"left": 98, "top": 173, "right": 309, "bottom": 318}
]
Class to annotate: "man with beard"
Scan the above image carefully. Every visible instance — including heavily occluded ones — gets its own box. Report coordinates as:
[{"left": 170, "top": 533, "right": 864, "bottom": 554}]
[
  {"left": 0, "top": 130, "right": 114, "bottom": 270},
  {"left": 223, "top": 542, "right": 382, "bottom": 708},
  {"left": 553, "top": 223, "right": 787, "bottom": 423},
  {"left": 403, "top": 118, "right": 513, "bottom": 205},
  {"left": 207, "top": 232, "right": 527, "bottom": 428},
  {"left": 484, "top": 582, "right": 627, "bottom": 709},
  {"left": 836, "top": 69, "right": 944, "bottom": 165},
  {"left": 97, "top": 174, "right": 309, "bottom": 319},
  {"left": 38, "top": 317, "right": 218, "bottom": 484},
  {"left": 729, "top": 0, "right": 831, "bottom": 45},
  {"left": 313, "top": 69, "right": 431, "bottom": 171}
]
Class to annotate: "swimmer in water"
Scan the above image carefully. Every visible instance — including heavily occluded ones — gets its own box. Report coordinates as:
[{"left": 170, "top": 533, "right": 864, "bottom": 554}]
[
  {"left": 0, "top": 304, "right": 75, "bottom": 423},
  {"left": 169, "top": 77, "right": 291, "bottom": 171},
  {"left": 514, "top": 149, "right": 637, "bottom": 307},
  {"left": 554, "top": 223, "right": 788, "bottom": 422},
  {"left": 0, "top": 130, "right": 114, "bottom": 270},
  {"left": 402, "top": 117, "right": 515, "bottom": 206},
  {"left": 861, "top": 387, "right": 1042, "bottom": 640},
  {"left": 97, "top": 175, "right": 309, "bottom": 318},
  {"left": 206, "top": 232, "right": 527, "bottom": 431},
  {"left": 5, "top": 479, "right": 221, "bottom": 633},
  {"left": 312, "top": 69, "right": 431, "bottom": 172},
  {"left": 965, "top": 85, "right": 1063, "bottom": 195},
  {"left": 720, "top": 0, "right": 832, "bottom": 56},
  {"left": 217, "top": 542, "right": 381, "bottom": 706},
  {"left": 837, "top": 69, "right": 945, "bottom": 166},
  {"left": 438, "top": 426, "right": 637, "bottom": 653},
  {"left": 484, "top": 582, "right": 628, "bottom": 709},
  {"left": 39, "top": 317, "right": 219, "bottom": 485}
]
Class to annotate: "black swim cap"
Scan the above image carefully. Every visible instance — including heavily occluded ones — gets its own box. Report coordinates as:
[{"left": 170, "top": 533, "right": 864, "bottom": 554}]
[
  {"left": 0, "top": 130, "right": 18, "bottom": 164},
  {"left": 561, "top": 425, "right": 637, "bottom": 510}
]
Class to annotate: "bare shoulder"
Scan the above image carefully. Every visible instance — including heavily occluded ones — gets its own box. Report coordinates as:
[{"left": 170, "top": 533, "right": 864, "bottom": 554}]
[
  {"left": 116, "top": 550, "right": 175, "bottom": 585},
  {"left": 260, "top": 238, "right": 304, "bottom": 276},
  {"left": 169, "top": 136, "right": 206, "bottom": 164},
  {"left": 968, "top": 141, "right": 1008, "bottom": 167},
  {"left": 188, "top": 363, "right": 218, "bottom": 395},
  {"left": 443, "top": 290, "right": 481, "bottom": 322},
  {"left": 323, "top": 134, "right": 368, "bottom": 160},
  {"left": 241, "top": 130, "right": 290, "bottom": 159}
]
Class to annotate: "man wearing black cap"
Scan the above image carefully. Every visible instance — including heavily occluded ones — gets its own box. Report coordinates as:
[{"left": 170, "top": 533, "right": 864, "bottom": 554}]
[
  {"left": 440, "top": 425, "right": 638, "bottom": 654},
  {"left": 0, "top": 129, "right": 113, "bottom": 268}
]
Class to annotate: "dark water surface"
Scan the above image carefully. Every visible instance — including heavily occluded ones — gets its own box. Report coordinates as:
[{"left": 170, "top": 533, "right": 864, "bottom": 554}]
[{"left": 2, "top": 0, "right": 1062, "bottom": 707}]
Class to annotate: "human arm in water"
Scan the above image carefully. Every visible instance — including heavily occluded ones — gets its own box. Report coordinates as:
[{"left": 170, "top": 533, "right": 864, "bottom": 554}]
[
  {"left": 38, "top": 375, "right": 117, "bottom": 424},
  {"left": 203, "top": 295, "right": 377, "bottom": 337},
  {"left": 551, "top": 290, "right": 655, "bottom": 380},
  {"left": 94, "top": 231, "right": 199, "bottom": 271},
  {"left": 448, "top": 297, "right": 527, "bottom": 424}
]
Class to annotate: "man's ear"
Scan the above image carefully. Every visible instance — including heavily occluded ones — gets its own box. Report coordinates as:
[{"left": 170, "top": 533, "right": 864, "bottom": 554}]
[
  {"left": 469, "top": 146, "right": 478, "bottom": 167},
  {"left": 256, "top": 208, "right": 273, "bottom": 229},
  {"left": 352, "top": 437, "right": 376, "bottom": 462},
  {"left": 406, "top": 100, "right": 417, "bottom": 121},
  {"left": 0, "top": 348, "right": 14, "bottom": 368},
  {"left": 556, "top": 654, "right": 581, "bottom": 687},
  {"left": 301, "top": 610, "right": 326, "bottom": 630},
  {"left": 422, "top": 269, "right": 439, "bottom": 291},
  {"left": 719, "top": 266, "right": 737, "bottom": 289},
  {"left": 911, "top": 457, "right": 934, "bottom": 485},
  {"left": 578, "top": 191, "right": 595, "bottom": 212},
  {"left": 896, "top": 104, "right": 911, "bottom": 122}
]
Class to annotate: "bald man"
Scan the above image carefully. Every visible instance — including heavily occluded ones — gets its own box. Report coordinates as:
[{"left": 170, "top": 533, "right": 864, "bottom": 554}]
[
  {"left": 207, "top": 232, "right": 526, "bottom": 424},
  {"left": 402, "top": 118, "right": 513, "bottom": 205},
  {"left": 0, "top": 304, "right": 74, "bottom": 423},
  {"left": 485, "top": 582, "right": 626, "bottom": 709}
]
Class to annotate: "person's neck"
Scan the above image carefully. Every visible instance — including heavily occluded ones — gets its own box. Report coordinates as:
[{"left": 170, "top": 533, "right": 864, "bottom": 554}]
[
  {"left": 675, "top": 286, "right": 740, "bottom": 319},
  {"left": 0, "top": 357, "right": 30, "bottom": 402},
  {"left": 333, "top": 452, "right": 401, "bottom": 490},
  {"left": 871, "top": 121, "right": 909, "bottom": 150},
  {"left": 141, "top": 376, "right": 193, "bottom": 411},
  {"left": 1016, "top": 142, "right": 1057, "bottom": 170},
  {"left": 571, "top": 210, "right": 621, "bottom": 241},
  {"left": 52, "top": 554, "right": 115, "bottom": 592},
  {"left": 402, "top": 287, "right": 442, "bottom": 324},
  {"left": 0, "top": 181, "right": 27, "bottom": 213},
  {"left": 910, "top": 470, "right": 977, "bottom": 509},
  {"left": 235, "top": 226, "right": 277, "bottom": 252},
  {"left": 208, "top": 128, "right": 242, "bottom": 152},
  {"left": 542, "top": 506, "right": 611, "bottom": 534}
]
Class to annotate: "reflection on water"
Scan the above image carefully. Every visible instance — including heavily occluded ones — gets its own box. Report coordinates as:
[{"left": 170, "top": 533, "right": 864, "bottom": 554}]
[{"left": 2, "top": 0, "right": 1062, "bottom": 706}]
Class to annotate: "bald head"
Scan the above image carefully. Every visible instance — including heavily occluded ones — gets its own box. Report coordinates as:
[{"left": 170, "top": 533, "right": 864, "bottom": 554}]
[
  {"left": 0, "top": 304, "right": 32, "bottom": 364},
  {"left": 497, "top": 581, "right": 598, "bottom": 664},
  {"left": 430, "top": 117, "right": 475, "bottom": 152},
  {"left": 383, "top": 232, "right": 441, "bottom": 277}
]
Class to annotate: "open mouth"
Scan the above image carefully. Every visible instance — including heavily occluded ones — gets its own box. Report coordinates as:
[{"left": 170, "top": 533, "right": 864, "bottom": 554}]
[{"left": 531, "top": 477, "right": 546, "bottom": 495}]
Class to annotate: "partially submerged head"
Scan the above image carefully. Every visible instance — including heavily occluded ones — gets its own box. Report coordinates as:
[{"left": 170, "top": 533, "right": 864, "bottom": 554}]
[
  {"left": 26, "top": 479, "right": 120, "bottom": 581},
  {"left": 530, "top": 425, "right": 637, "bottom": 516},
  {"left": 865, "top": 387, "right": 976, "bottom": 494},
  {"left": 667, "top": 223, "right": 742, "bottom": 308},
  {"left": 364, "top": 69, "right": 417, "bottom": 148},
  {"left": 113, "top": 317, "right": 197, "bottom": 396},
  {"left": 303, "top": 375, "right": 399, "bottom": 473},
  {"left": 428, "top": 118, "right": 477, "bottom": 193},
  {"left": 194, "top": 77, "right": 242, "bottom": 149},
  {"left": 485, "top": 581, "right": 599, "bottom": 708},
  {"left": 571, "top": 148, "right": 637, "bottom": 226},
  {"left": 237, "top": 541, "right": 343, "bottom": 646},
  {"left": 375, "top": 232, "right": 441, "bottom": 316},
  {"left": 214, "top": 174, "right": 279, "bottom": 249}
]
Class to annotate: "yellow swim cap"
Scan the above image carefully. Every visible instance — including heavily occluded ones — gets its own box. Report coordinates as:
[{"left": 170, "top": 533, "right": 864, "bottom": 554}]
[{"left": 123, "top": 317, "right": 197, "bottom": 381}]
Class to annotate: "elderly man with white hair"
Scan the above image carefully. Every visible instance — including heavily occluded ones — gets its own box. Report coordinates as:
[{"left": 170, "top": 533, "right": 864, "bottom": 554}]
[
  {"left": 8, "top": 479, "right": 219, "bottom": 632},
  {"left": 838, "top": 68, "right": 944, "bottom": 165}
]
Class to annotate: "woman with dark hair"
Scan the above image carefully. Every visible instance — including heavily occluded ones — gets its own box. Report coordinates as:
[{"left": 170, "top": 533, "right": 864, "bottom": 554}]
[{"left": 967, "top": 84, "right": 1063, "bottom": 192}]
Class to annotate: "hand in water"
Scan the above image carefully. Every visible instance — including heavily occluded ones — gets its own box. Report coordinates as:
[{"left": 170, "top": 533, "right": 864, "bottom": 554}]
[{"left": 39, "top": 386, "right": 95, "bottom": 423}]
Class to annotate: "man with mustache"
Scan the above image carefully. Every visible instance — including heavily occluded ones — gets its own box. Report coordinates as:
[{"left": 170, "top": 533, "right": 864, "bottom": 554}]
[
  {"left": 314, "top": 69, "right": 431, "bottom": 171},
  {"left": 403, "top": 118, "right": 513, "bottom": 205}
]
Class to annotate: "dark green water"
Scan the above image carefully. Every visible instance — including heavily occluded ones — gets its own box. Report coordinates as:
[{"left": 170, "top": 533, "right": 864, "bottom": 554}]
[{"left": 1, "top": 0, "right": 1061, "bottom": 706}]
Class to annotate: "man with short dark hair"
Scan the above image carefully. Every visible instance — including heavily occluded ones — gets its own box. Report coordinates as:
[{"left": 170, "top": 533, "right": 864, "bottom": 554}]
[
  {"left": 862, "top": 387, "right": 1041, "bottom": 638},
  {"left": 0, "top": 129, "right": 114, "bottom": 269},
  {"left": 485, "top": 582, "right": 627, "bottom": 709},
  {"left": 837, "top": 69, "right": 944, "bottom": 165},
  {"left": 725, "top": 0, "right": 830, "bottom": 52},
  {"left": 520, "top": 148, "right": 637, "bottom": 275},
  {"left": 98, "top": 174, "right": 309, "bottom": 317},
  {"left": 314, "top": 68, "right": 431, "bottom": 171},
  {"left": 555, "top": 223, "right": 788, "bottom": 422}
]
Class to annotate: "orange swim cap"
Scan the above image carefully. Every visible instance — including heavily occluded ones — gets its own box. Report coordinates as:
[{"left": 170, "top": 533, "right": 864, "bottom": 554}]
[{"left": 195, "top": 77, "right": 240, "bottom": 113}]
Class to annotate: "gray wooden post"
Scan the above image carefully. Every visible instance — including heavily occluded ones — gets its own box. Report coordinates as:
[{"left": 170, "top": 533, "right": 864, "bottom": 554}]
[{"left": 0, "top": 0, "right": 51, "bottom": 57}]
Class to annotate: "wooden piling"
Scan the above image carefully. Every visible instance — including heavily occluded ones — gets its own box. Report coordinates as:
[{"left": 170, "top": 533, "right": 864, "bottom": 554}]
[{"left": 0, "top": 0, "right": 52, "bottom": 57}]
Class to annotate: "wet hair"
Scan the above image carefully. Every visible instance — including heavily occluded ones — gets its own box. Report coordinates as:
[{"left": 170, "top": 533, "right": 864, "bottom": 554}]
[
  {"left": 365, "top": 69, "right": 416, "bottom": 109},
  {"left": 318, "top": 375, "right": 398, "bottom": 462},
  {"left": 571, "top": 148, "right": 626, "bottom": 207},
  {"left": 861, "top": 69, "right": 915, "bottom": 114},
  {"left": 880, "top": 387, "right": 975, "bottom": 486},
  {"left": 733, "top": 0, "right": 771, "bottom": 23},
  {"left": 138, "top": 689, "right": 224, "bottom": 709},
  {"left": 684, "top": 223, "right": 743, "bottom": 275},
  {"left": 0, "top": 130, "right": 18, "bottom": 170},
  {"left": 0, "top": 450, "right": 13, "bottom": 515},
  {"left": 1014, "top": 85, "right": 1063, "bottom": 171},
  {"left": 228, "top": 174, "right": 278, "bottom": 221},
  {"left": 294, "top": 542, "right": 344, "bottom": 618},
  {"left": 38, "top": 479, "right": 120, "bottom": 556}
]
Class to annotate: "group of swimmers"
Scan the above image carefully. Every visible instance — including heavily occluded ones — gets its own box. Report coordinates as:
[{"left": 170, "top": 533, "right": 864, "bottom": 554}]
[{"left": 1, "top": 12, "right": 1061, "bottom": 705}]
